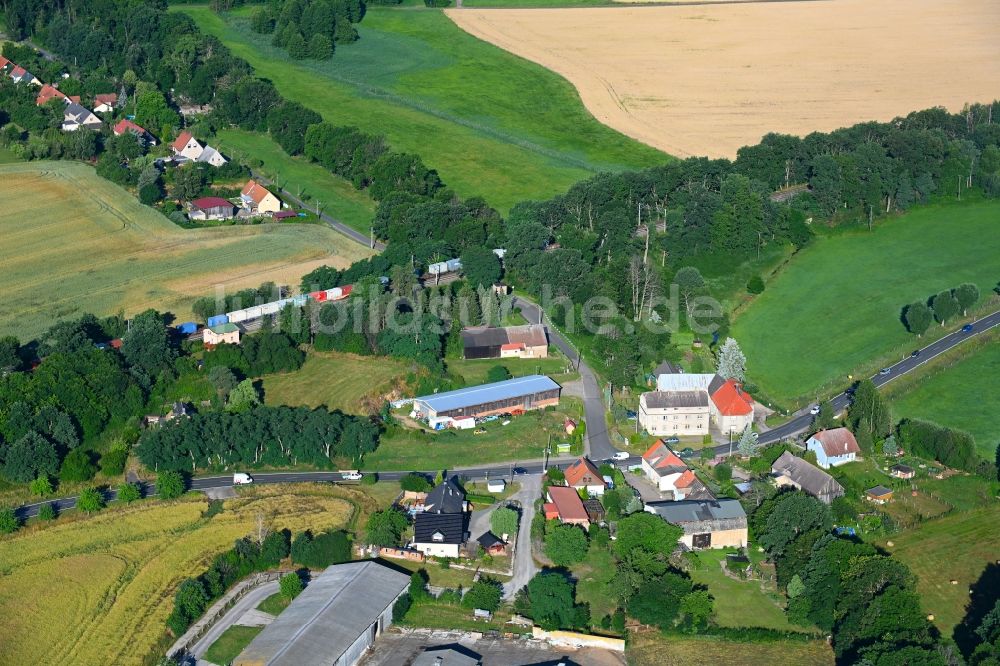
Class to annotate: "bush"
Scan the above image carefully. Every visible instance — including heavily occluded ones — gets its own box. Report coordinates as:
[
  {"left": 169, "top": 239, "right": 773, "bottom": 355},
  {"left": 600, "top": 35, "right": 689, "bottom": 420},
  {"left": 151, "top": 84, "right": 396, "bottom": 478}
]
[
  {"left": 117, "top": 482, "right": 142, "bottom": 504},
  {"left": 77, "top": 487, "right": 105, "bottom": 514},
  {"left": 400, "top": 473, "right": 431, "bottom": 492},
  {"left": 393, "top": 593, "right": 412, "bottom": 620},
  {"left": 279, "top": 572, "right": 303, "bottom": 599},
  {"left": 0, "top": 508, "right": 20, "bottom": 533},
  {"left": 544, "top": 524, "right": 589, "bottom": 566},
  {"left": 157, "top": 470, "right": 185, "bottom": 499},
  {"left": 37, "top": 503, "right": 57, "bottom": 521},
  {"left": 462, "top": 577, "right": 503, "bottom": 612},
  {"left": 100, "top": 449, "right": 129, "bottom": 477},
  {"left": 747, "top": 275, "right": 765, "bottom": 294},
  {"left": 486, "top": 365, "right": 512, "bottom": 383},
  {"left": 291, "top": 530, "right": 352, "bottom": 568},
  {"left": 715, "top": 463, "right": 732, "bottom": 482},
  {"left": 60, "top": 448, "right": 98, "bottom": 483},
  {"left": 360, "top": 473, "right": 378, "bottom": 485},
  {"left": 29, "top": 475, "right": 54, "bottom": 497}
]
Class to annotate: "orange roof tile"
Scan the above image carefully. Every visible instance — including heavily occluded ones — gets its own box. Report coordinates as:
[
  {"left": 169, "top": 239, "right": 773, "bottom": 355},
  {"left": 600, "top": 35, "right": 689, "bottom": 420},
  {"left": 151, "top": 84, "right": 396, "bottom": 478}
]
[
  {"left": 674, "top": 470, "right": 697, "bottom": 488},
  {"left": 564, "top": 457, "right": 603, "bottom": 487},
  {"left": 642, "top": 440, "right": 685, "bottom": 470},
  {"left": 36, "top": 84, "right": 67, "bottom": 106},
  {"left": 94, "top": 93, "right": 117, "bottom": 106},
  {"left": 241, "top": 180, "right": 274, "bottom": 205},
  {"left": 171, "top": 130, "right": 195, "bottom": 152},
  {"left": 546, "top": 485, "right": 589, "bottom": 523},
  {"left": 711, "top": 379, "right": 754, "bottom": 416}
]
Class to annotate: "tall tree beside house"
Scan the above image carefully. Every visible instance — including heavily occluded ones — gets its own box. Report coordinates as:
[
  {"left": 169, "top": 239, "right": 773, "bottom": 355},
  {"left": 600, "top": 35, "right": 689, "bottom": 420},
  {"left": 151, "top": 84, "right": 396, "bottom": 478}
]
[
  {"left": 848, "top": 379, "right": 891, "bottom": 441},
  {"left": 903, "top": 301, "right": 932, "bottom": 336},
  {"left": 954, "top": 282, "right": 980, "bottom": 316},
  {"left": 931, "top": 290, "right": 960, "bottom": 326},
  {"left": 716, "top": 337, "right": 746, "bottom": 382},
  {"left": 736, "top": 425, "right": 760, "bottom": 457}
]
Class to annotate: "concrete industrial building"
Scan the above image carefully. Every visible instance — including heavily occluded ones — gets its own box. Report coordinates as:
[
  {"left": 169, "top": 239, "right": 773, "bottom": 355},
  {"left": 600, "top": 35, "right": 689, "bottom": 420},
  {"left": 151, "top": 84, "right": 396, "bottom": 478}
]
[
  {"left": 410, "top": 375, "right": 560, "bottom": 421},
  {"left": 234, "top": 561, "right": 409, "bottom": 666}
]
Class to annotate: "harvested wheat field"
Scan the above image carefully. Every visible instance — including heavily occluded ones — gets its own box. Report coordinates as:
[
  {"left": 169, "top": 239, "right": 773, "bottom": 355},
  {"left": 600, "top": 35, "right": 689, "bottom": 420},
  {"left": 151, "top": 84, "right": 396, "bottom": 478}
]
[
  {"left": 0, "top": 161, "right": 371, "bottom": 341},
  {"left": 0, "top": 487, "right": 353, "bottom": 666},
  {"left": 448, "top": 0, "right": 1000, "bottom": 158}
]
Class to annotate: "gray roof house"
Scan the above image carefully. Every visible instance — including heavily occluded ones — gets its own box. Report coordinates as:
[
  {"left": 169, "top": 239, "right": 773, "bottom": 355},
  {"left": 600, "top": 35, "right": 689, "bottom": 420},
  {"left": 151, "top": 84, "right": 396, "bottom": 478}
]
[
  {"left": 644, "top": 499, "right": 748, "bottom": 549},
  {"left": 413, "top": 477, "right": 469, "bottom": 558},
  {"left": 234, "top": 561, "right": 409, "bottom": 666},
  {"left": 771, "top": 451, "right": 845, "bottom": 504},
  {"left": 424, "top": 476, "right": 467, "bottom": 514},
  {"left": 61, "top": 103, "right": 102, "bottom": 131},
  {"left": 641, "top": 390, "right": 709, "bottom": 409}
]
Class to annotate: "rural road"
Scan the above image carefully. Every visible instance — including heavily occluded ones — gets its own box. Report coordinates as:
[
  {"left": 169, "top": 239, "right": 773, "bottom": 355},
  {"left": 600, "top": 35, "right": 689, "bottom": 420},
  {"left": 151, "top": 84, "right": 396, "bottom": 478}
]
[
  {"left": 504, "top": 473, "right": 541, "bottom": 600},
  {"left": 189, "top": 580, "right": 279, "bottom": 664}
]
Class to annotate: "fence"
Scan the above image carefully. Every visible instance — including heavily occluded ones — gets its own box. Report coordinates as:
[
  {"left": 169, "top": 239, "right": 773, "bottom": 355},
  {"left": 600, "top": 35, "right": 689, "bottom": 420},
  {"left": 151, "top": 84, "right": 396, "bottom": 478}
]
[{"left": 167, "top": 570, "right": 290, "bottom": 660}]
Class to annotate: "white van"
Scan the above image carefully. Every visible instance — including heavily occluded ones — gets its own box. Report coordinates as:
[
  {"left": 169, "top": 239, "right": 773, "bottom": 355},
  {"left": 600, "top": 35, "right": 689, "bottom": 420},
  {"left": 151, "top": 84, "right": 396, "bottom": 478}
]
[{"left": 233, "top": 472, "right": 254, "bottom": 485}]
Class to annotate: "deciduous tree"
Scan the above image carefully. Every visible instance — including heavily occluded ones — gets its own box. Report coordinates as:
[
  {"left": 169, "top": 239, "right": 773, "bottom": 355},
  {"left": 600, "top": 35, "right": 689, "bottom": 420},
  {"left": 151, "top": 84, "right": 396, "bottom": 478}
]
[
  {"left": 931, "top": 290, "right": 959, "bottom": 326},
  {"left": 903, "top": 302, "right": 932, "bottom": 336},
  {"left": 545, "top": 524, "right": 589, "bottom": 566}
]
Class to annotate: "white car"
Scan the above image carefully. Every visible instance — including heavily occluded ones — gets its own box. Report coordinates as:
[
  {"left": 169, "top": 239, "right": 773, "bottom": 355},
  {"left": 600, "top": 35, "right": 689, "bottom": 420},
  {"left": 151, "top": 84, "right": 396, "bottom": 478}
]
[
  {"left": 341, "top": 471, "right": 363, "bottom": 481},
  {"left": 612, "top": 451, "right": 629, "bottom": 461},
  {"left": 233, "top": 472, "right": 254, "bottom": 485},
  {"left": 809, "top": 405, "right": 821, "bottom": 416}
]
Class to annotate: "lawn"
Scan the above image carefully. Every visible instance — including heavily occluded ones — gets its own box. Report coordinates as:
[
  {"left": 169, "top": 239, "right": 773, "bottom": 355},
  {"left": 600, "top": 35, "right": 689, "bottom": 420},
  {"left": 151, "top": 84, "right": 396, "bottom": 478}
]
[
  {"left": 204, "top": 624, "right": 263, "bottom": 665},
  {"left": 215, "top": 128, "right": 376, "bottom": 235},
  {"left": 445, "top": 354, "right": 579, "bottom": 386},
  {"left": 366, "top": 399, "right": 584, "bottom": 470},
  {"left": 731, "top": 200, "right": 1000, "bottom": 406},
  {"left": 881, "top": 506, "right": 1000, "bottom": 636},
  {"left": 627, "top": 631, "right": 834, "bottom": 666},
  {"left": 261, "top": 351, "right": 411, "bottom": 415},
  {"left": 686, "top": 549, "right": 801, "bottom": 632},
  {"left": 257, "top": 591, "right": 291, "bottom": 616},
  {"left": 0, "top": 161, "right": 371, "bottom": 341},
  {"left": 0, "top": 487, "right": 353, "bottom": 666},
  {"left": 175, "top": 5, "right": 666, "bottom": 213},
  {"left": 0, "top": 144, "right": 19, "bottom": 163},
  {"left": 400, "top": 600, "right": 513, "bottom": 633},
  {"left": 888, "top": 340, "right": 1000, "bottom": 457},
  {"left": 573, "top": 545, "right": 618, "bottom": 624}
]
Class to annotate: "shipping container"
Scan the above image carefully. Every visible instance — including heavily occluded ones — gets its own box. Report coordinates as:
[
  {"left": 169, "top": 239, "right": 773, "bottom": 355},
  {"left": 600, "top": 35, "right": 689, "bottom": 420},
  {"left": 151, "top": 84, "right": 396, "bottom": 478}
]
[
  {"left": 176, "top": 322, "right": 198, "bottom": 334},
  {"left": 245, "top": 305, "right": 264, "bottom": 320},
  {"left": 207, "top": 314, "right": 229, "bottom": 327},
  {"left": 259, "top": 301, "right": 281, "bottom": 316},
  {"left": 228, "top": 309, "right": 249, "bottom": 323},
  {"left": 292, "top": 294, "right": 309, "bottom": 306},
  {"left": 339, "top": 285, "right": 353, "bottom": 298},
  {"left": 310, "top": 290, "right": 328, "bottom": 302},
  {"left": 446, "top": 258, "right": 462, "bottom": 272},
  {"left": 428, "top": 261, "right": 448, "bottom": 275}
]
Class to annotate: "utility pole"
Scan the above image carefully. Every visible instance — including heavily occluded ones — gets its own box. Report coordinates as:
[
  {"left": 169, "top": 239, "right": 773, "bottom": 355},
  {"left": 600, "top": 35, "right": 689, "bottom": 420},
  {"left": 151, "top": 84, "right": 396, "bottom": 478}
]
[
  {"left": 370, "top": 226, "right": 374, "bottom": 249},
  {"left": 728, "top": 429, "right": 733, "bottom": 457}
]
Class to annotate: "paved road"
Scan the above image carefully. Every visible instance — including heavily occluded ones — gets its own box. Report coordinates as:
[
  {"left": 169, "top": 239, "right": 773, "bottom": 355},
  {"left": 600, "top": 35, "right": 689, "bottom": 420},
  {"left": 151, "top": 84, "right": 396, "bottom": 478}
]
[
  {"left": 247, "top": 169, "right": 385, "bottom": 251},
  {"left": 514, "top": 296, "right": 618, "bottom": 461},
  {"left": 189, "top": 580, "right": 279, "bottom": 664},
  {"left": 503, "top": 473, "right": 541, "bottom": 600}
]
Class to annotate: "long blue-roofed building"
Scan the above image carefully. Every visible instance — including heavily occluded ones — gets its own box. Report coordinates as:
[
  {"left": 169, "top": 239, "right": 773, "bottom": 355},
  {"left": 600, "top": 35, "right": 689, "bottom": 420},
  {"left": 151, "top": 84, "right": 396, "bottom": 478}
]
[{"left": 411, "top": 374, "right": 561, "bottom": 420}]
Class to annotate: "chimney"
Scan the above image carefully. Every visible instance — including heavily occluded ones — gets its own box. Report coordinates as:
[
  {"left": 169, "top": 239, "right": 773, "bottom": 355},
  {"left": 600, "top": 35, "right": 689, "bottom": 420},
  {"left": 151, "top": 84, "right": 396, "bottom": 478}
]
[{"left": 434, "top": 658, "right": 443, "bottom": 666}]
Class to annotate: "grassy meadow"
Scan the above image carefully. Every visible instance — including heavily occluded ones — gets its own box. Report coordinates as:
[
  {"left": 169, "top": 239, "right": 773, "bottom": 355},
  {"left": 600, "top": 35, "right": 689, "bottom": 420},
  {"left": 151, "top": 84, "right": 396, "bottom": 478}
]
[
  {"left": 881, "top": 506, "right": 1000, "bottom": 635},
  {"left": 627, "top": 631, "right": 834, "bottom": 665},
  {"left": 261, "top": 351, "right": 411, "bottom": 414},
  {"left": 205, "top": 625, "right": 263, "bottom": 664},
  {"left": 888, "top": 340, "right": 1000, "bottom": 457},
  {"left": 0, "top": 162, "right": 371, "bottom": 341},
  {"left": 175, "top": 5, "right": 667, "bottom": 213},
  {"left": 0, "top": 487, "right": 353, "bottom": 666},
  {"left": 215, "top": 128, "right": 377, "bottom": 235},
  {"left": 731, "top": 200, "right": 1000, "bottom": 405}
]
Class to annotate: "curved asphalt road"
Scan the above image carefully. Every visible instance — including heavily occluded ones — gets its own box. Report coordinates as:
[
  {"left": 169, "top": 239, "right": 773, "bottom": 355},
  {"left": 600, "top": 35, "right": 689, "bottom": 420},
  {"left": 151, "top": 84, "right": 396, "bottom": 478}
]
[{"left": 15, "top": 309, "right": 999, "bottom": 519}]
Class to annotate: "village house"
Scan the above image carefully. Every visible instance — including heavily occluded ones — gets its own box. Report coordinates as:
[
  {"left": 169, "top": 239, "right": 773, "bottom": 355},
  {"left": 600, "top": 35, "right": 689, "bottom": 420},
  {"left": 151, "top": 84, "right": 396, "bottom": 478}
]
[
  {"left": 564, "top": 457, "right": 607, "bottom": 497},
  {"left": 36, "top": 83, "right": 68, "bottom": 106},
  {"left": 188, "top": 196, "right": 236, "bottom": 221},
  {"left": 197, "top": 145, "right": 228, "bottom": 167},
  {"left": 890, "top": 464, "right": 915, "bottom": 480},
  {"left": 543, "top": 485, "right": 590, "bottom": 527},
  {"left": 412, "top": 478, "right": 469, "bottom": 558},
  {"left": 645, "top": 499, "right": 748, "bottom": 550},
  {"left": 771, "top": 450, "right": 845, "bottom": 505},
  {"left": 807, "top": 428, "right": 861, "bottom": 469},
  {"left": 9, "top": 64, "right": 41, "bottom": 85},
  {"left": 638, "top": 390, "right": 710, "bottom": 436},
  {"left": 476, "top": 532, "right": 506, "bottom": 556},
  {"left": 202, "top": 323, "right": 240, "bottom": 347},
  {"left": 112, "top": 119, "right": 155, "bottom": 145},
  {"left": 240, "top": 179, "right": 282, "bottom": 215},
  {"left": 460, "top": 324, "right": 549, "bottom": 360},
  {"left": 640, "top": 371, "right": 755, "bottom": 437},
  {"left": 640, "top": 440, "right": 709, "bottom": 500},
  {"left": 61, "top": 103, "right": 102, "bottom": 131},
  {"left": 171, "top": 131, "right": 204, "bottom": 160},
  {"left": 93, "top": 93, "right": 118, "bottom": 113}
]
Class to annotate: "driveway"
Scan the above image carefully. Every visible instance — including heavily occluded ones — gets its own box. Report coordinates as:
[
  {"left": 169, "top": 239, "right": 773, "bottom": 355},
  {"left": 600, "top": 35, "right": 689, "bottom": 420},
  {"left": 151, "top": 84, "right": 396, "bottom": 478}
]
[
  {"left": 189, "top": 580, "right": 279, "bottom": 664},
  {"left": 503, "top": 473, "right": 542, "bottom": 600}
]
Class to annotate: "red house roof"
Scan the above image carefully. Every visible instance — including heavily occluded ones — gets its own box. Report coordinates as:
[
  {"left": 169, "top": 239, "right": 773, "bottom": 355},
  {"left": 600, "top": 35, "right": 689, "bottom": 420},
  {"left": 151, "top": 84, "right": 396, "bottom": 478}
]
[
  {"left": 171, "top": 131, "right": 196, "bottom": 152},
  {"left": 710, "top": 379, "right": 754, "bottom": 416},
  {"left": 94, "top": 93, "right": 117, "bottom": 106},
  {"left": 810, "top": 428, "right": 861, "bottom": 457},
  {"left": 564, "top": 457, "right": 603, "bottom": 488},
  {"left": 241, "top": 180, "right": 274, "bottom": 205},
  {"left": 36, "top": 84, "right": 67, "bottom": 106},
  {"left": 500, "top": 342, "right": 525, "bottom": 351},
  {"left": 546, "top": 485, "right": 589, "bottom": 523},
  {"left": 674, "top": 470, "right": 698, "bottom": 488},
  {"left": 0, "top": 56, "right": 9, "bottom": 69},
  {"left": 191, "top": 196, "right": 233, "bottom": 210},
  {"left": 113, "top": 118, "right": 148, "bottom": 137},
  {"left": 643, "top": 440, "right": 685, "bottom": 471}
]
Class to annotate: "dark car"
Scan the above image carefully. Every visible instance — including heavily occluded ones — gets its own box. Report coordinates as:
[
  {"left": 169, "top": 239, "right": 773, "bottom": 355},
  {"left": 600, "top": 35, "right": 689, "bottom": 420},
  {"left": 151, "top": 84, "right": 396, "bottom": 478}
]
[
  {"left": 678, "top": 447, "right": 696, "bottom": 459},
  {"left": 910, "top": 350, "right": 921, "bottom": 358},
  {"left": 512, "top": 467, "right": 528, "bottom": 475},
  {"left": 962, "top": 323, "right": 974, "bottom": 333}
]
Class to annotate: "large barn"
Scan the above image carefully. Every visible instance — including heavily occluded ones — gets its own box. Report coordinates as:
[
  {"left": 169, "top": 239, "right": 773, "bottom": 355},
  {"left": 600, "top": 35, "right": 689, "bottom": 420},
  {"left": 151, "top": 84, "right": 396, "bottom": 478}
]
[
  {"left": 411, "top": 374, "right": 560, "bottom": 420},
  {"left": 234, "top": 561, "right": 409, "bottom": 666},
  {"left": 461, "top": 324, "right": 548, "bottom": 360}
]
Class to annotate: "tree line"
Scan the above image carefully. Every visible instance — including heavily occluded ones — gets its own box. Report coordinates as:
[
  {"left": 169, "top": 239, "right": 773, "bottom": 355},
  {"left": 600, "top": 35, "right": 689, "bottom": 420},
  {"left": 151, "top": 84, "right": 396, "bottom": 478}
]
[
  {"left": 903, "top": 282, "right": 979, "bottom": 335},
  {"left": 252, "top": 0, "right": 365, "bottom": 61}
]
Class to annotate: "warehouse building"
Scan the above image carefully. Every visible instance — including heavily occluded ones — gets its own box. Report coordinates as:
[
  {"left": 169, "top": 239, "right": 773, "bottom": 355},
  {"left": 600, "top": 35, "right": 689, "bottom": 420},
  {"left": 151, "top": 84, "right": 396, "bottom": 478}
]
[
  {"left": 410, "top": 375, "right": 561, "bottom": 420},
  {"left": 461, "top": 325, "right": 548, "bottom": 360},
  {"left": 234, "top": 561, "right": 409, "bottom": 666}
]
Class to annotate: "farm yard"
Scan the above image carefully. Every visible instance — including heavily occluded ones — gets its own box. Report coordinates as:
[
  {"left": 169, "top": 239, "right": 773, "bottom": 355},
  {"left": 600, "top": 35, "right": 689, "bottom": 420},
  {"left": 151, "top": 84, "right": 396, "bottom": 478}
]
[
  {"left": 0, "top": 162, "right": 371, "bottom": 341},
  {"left": 0, "top": 487, "right": 354, "bottom": 666},
  {"left": 729, "top": 200, "right": 1000, "bottom": 406},
  {"left": 175, "top": 4, "right": 666, "bottom": 213},
  {"left": 447, "top": 0, "right": 1000, "bottom": 158}
]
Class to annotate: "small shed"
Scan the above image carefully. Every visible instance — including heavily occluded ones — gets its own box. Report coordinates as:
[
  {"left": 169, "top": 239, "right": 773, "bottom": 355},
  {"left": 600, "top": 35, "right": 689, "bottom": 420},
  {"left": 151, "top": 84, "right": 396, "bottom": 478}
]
[
  {"left": 476, "top": 531, "right": 506, "bottom": 555},
  {"left": 583, "top": 499, "right": 606, "bottom": 523},
  {"left": 866, "top": 485, "right": 894, "bottom": 504},
  {"left": 486, "top": 478, "right": 506, "bottom": 493},
  {"left": 890, "top": 464, "right": 915, "bottom": 479},
  {"left": 564, "top": 418, "right": 577, "bottom": 435}
]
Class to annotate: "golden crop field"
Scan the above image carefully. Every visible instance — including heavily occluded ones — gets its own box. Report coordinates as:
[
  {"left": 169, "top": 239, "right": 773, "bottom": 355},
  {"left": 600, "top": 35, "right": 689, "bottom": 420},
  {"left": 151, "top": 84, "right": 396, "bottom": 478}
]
[
  {"left": 448, "top": 0, "right": 1000, "bottom": 158},
  {"left": 0, "top": 161, "right": 372, "bottom": 341},
  {"left": 0, "top": 487, "right": 353, "bottom": 666}
]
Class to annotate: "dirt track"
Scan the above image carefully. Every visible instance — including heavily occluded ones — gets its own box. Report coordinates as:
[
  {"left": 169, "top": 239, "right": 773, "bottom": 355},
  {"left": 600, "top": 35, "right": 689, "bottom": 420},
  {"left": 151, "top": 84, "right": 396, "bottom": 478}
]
[{"left": 447, "top": 0, "right": 1000, "bottom": 158}]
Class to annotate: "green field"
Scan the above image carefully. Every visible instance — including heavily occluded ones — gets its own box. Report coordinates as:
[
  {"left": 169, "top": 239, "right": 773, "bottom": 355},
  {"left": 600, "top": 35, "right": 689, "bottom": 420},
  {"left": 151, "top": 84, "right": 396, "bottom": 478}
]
[
  {"left": 215, "top": 128, "right": 376, "bottom": 235},
  {"left": 204, "top": 624, "right": 263, "bottom": 665},
  {"left": 0, "top": 162, "right": 371, "bottom": 341},
  {"left": 731, "top": 201, "right": 1000, "bottom": 405},
  {"left": 176, "top": 5, "right": 666, "bottom": 213},
  {"left": 445, "top": 354, "right": 578, "bottom": 385},
  {"left": 882, "top": 506, "right": 1000, "bottom": 635},
  {"left": 261, "top": 352, "right": 410, "bottom": 415},
  {"left": 687, "top": 549, "right": 800, "bottom": 631},
  {"left": 628, "top": 632, "right": 834, "bottom": 666},
  {"left": 889, "top": 341, "right": 1000, "bottom": 457}
]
